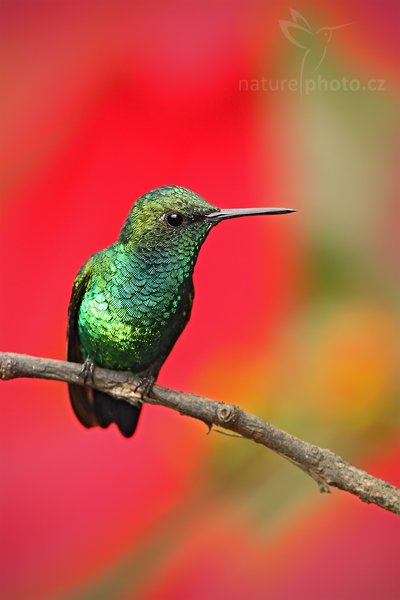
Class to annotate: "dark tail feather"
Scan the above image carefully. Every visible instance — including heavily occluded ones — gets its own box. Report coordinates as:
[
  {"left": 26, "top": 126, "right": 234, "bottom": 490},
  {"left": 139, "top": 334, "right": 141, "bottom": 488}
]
[
  {"left": 68, "top": 383, "right": 97, "bottom": 428},
  {"left": 93, "top": 390, "right": 142, "bottom": 438}
]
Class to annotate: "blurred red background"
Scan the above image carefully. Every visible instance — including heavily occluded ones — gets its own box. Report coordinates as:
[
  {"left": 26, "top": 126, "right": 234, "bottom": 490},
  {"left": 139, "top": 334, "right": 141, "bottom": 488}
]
[{"left": 1, "top": 1, "right": 399, "bottom": 599}]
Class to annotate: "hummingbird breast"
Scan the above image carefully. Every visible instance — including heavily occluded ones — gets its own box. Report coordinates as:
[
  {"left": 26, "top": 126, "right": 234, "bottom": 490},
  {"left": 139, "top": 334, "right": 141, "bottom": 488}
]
[{"left": 77, "top": 245, "right": 193, "bottom": 372}]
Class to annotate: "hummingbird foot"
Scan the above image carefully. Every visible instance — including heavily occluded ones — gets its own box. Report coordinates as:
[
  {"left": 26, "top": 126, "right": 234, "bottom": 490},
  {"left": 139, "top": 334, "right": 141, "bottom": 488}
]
[
  {"left": 134, "top": 375, "right": 155, "bottom": 400},
  {"left": 79, "top": 358, "right": 96, "bottom": 384}
]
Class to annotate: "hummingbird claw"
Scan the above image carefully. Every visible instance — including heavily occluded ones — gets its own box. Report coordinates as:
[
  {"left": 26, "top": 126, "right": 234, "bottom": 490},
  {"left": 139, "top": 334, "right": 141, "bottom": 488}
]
[
  {"left": 134, "top": 375, "right": 155, "bottom": 399},
  {"left": 79, "top": 358, "right": 96, "bottom": 384}
]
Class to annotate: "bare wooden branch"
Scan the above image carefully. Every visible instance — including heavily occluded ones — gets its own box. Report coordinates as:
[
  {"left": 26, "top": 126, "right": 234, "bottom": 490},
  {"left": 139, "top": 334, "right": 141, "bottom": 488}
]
[{"left": 1, "top": 352, "right": 399, "bottom": 515}]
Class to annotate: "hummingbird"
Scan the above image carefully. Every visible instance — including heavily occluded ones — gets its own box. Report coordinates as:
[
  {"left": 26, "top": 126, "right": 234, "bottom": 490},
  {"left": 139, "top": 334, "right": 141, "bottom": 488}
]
[
  {"left": 67, "top": 185, "right": 295, "bottom": 437},
  {"left": 279, "top": 9, "right": 351, "bottom": 91}
]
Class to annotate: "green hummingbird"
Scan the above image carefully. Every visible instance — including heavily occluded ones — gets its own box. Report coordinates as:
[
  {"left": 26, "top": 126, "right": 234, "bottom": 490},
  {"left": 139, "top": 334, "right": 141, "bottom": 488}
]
[{"left": 67, "top": 185, "right": 295, "bottom": 437}]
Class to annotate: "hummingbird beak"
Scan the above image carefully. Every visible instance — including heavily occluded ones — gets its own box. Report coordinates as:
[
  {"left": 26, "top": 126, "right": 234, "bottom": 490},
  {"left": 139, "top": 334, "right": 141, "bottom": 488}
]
[
  {"left": 331, "top": 22, "right": 353, "bottom": 30},
  {"left": 320, "top": 22, "right": 352, "bottom": 33},
  {"left": 204, "top": 207, "right": 296, "bottom": 223}
]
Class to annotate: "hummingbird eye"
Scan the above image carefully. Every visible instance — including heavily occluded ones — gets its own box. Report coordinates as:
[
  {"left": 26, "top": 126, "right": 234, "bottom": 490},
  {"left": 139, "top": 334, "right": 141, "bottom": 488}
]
[{"left": 165, "top": 212, "right": 184, "bottom": 227}]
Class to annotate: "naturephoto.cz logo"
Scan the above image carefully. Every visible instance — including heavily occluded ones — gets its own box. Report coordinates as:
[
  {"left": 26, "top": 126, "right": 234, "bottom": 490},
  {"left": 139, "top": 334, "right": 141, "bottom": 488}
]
[{"left": 239, "top": 9, "right": 386, "bottom": 95}]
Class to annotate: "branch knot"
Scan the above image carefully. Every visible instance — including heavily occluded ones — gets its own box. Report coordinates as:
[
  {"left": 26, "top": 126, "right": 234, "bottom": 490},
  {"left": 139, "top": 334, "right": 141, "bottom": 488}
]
[
  {"left": 0, "top": 357, "right": 16, "bottom": 380},
  {"left": 307, "top": 444, "right": 323, "bottom": 466},
  {"left": 216, "top": 402, "right": 238, "bottom": 425}
]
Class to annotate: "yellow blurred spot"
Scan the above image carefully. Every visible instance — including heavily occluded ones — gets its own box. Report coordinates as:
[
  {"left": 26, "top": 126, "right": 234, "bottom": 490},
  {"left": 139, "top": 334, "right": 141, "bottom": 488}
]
[{"left": 308, "top": 304, "right": 399, "bottom": 425}]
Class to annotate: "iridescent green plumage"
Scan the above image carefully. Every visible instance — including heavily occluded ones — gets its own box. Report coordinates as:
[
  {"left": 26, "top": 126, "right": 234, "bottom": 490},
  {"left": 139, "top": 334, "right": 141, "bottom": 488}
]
[
  {"left": 67, "top": 185, "right": 295, "bottom": 437},
  {"left": 76, "top": 187, "right": 215, "bottom": 371},
  {"left": 67, "top": 186, "right": 218, "bottom": 436}
]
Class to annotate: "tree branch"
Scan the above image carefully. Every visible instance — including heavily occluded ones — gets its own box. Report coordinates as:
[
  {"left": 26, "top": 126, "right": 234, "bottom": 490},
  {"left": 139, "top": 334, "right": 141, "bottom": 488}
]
[{"left": 1, "top": 352, "right": 399, "bottom": 515}]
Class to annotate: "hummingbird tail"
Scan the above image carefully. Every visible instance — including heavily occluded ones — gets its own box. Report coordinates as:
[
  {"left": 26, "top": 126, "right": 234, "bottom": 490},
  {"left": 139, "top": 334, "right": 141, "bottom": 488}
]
[{"left": 93, "top": 390, "right": 142, "bottom": 438}]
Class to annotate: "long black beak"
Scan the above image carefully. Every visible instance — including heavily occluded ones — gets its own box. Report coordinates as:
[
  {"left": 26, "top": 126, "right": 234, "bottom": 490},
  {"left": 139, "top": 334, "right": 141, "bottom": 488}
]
[{"left": 205, "top": 207, "right": 296, "bottom": 222}]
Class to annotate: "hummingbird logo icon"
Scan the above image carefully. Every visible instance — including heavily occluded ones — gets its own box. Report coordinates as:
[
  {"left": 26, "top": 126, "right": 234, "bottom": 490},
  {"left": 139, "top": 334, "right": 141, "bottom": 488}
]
[{"left": 279, "top": 9, "right": 352, "bottom": 95}]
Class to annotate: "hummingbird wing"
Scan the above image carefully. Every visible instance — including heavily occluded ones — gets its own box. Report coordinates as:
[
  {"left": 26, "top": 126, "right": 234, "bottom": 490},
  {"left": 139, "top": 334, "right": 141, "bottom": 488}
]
[
  {"left": 279, "top": 20, "right": 313, "bottom": 49},
  {"left": 66, "top": 253, "right": 143, "bottom": 437},
  {"left": 66, "top": 257, "right": 98, "bottom": 428}
]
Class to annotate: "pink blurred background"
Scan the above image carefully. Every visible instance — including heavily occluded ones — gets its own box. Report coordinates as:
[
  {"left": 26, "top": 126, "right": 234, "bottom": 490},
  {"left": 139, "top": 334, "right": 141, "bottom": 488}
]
[{"left": 1, "top": 1, "right": 399, "bottom": 599}]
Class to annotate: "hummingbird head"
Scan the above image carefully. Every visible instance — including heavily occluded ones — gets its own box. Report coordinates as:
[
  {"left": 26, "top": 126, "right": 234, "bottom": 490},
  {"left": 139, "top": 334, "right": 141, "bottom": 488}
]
[
  {"left": 119, "top": 185, "right": 295, "bottom": 273},
  {"left": 119, "top": 185, "right": 219, "bottom": 253},
  {"left": 316, "top": 22, "right": 352, "bottom": 45}
]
